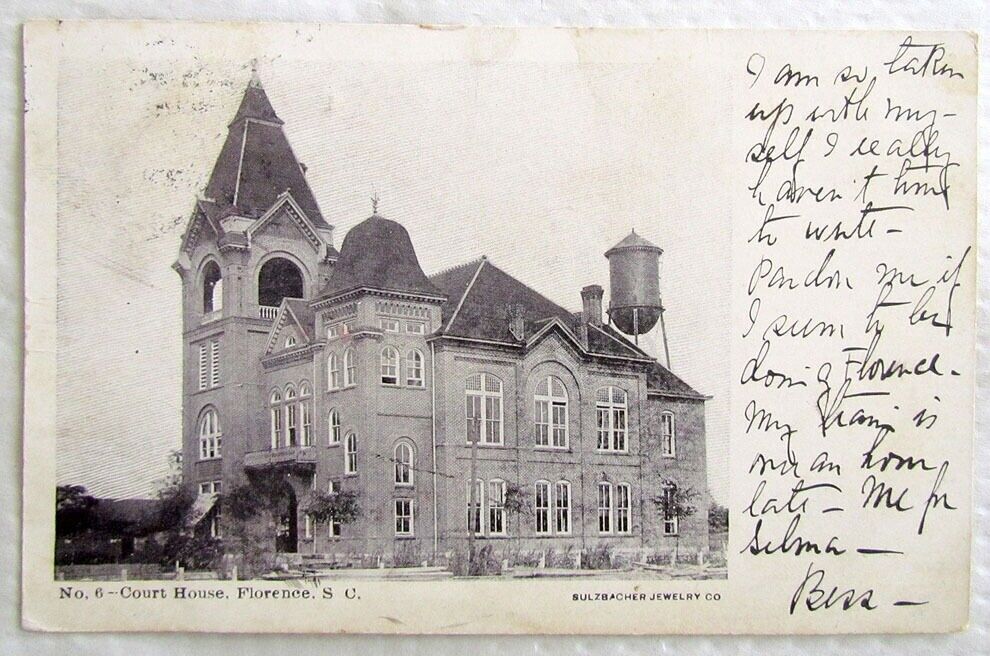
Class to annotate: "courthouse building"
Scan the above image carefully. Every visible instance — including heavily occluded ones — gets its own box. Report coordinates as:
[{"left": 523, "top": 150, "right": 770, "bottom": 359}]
[{"left": 173, "top": 75, "right": 711, "bottom": 560}]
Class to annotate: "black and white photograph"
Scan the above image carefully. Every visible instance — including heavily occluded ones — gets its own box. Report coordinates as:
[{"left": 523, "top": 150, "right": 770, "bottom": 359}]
[{"left": 20, "top": 20, "right": 978, "bottom": 636}]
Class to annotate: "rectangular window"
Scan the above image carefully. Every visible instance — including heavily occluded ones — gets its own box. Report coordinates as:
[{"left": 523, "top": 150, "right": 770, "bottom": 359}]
[
  {"left": 466, "top": 395, "right": 482, "bottom": 444},
  {"left": 554, "top": 481, "right": 570, "bottom": 534},
  {"left": 301, "top": 403, "right": 312, "bottom": 446},
  {"left": 210, "top": 339, "right": 220, "bottom": 387},
  {"left": 380, "top": 317, "right": 400, "bottom": 332},
  {"left": 484, "top": 396, "right": 501, "bottom": 444},
  {"left": 466, "top": 479, "right": 483, "bottom": 534},
  {"left": 198, "top": 343, "right": 208, "bottom": 390},
  {"left": 287, "top": 404, "right": 298, "bottom": 446},
  {"left": 405, "top": 320, "right": 426, "bottom": 335},
  {"left": 271, "top": 407, "right": 282, "bottom": 449},
  {"left": 198, "top": 480, "right": 221, "bottom": 495},
  {"left": 394, "top": 499, "right": 413, "bottom": 536},
  {"left": 327, "top": 481, "right": 342, "bottom": 537},
  {"left": 344, "top": 434, "right": 357, "bottom": 475},
  {"left": 661, "top": 413, "right": 675, "bottom": 457},
  {"left": 488, "top": 480, "right": 505, "bottom": 536},
  {"left": 535, "top": 482, "right": 551, "bottom": 534},
  {"left": 551, "top": 402, "right": 567, "bottom": 448},
  {"left": 327, "top": 324, "right": 340, "bottom": 340},
  {"left": 380, "top": 350, "right": 398, "bottom": 385},
  {"left": 303, "top": 514, "right": 313, "bottom": 539},
  {"left": 535, "top": 399, "right": 550, "bottom": 446},
  {"left": 612, "top": 408, "right": 627, "bottom": 451},
  {"left": 596, "top": 407, "right": 609, "bottom": 450},
  {"left": 598, "top": 483, "right": 612, "bottom": 534},
  {"left": 616, "top": 483, "right": 631, "bottom": 534},
  {"left": 406, "top": 352, "right": 424, "bottom": 387}
]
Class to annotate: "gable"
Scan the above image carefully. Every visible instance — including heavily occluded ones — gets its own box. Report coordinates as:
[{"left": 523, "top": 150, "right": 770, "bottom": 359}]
[{"left": 249, "top": 198, "right": 323, "bottom": 253}]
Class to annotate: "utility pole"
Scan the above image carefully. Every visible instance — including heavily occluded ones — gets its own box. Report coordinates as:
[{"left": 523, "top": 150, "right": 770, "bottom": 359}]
[{"left": 467, "top": 422, "right": 478, "bottom": 573}]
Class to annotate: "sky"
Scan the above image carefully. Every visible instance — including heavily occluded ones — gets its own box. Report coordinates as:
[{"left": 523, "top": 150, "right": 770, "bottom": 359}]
[{"left": 54, "top": 35, "right": 730, "bottom": 503}]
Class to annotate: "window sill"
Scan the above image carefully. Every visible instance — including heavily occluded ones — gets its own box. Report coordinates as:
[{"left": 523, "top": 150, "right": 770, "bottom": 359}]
[
  {"left": 595, "top": 449, "right": 632, "bottom": 455},
  {"left": 394, "top": 534, "right": 415, "bottom": 540},
  {"left": 534, "top": 445, "right": 570, "bottom": 452},
  {"left": 394, "top": 483, "right": 414, "bottom": 489},
  {"left": 464, "top": 442, "right": 507, "bottom": 448},
  {"left": 198, "top": 456, "right": 222, "bottom": 462},
  {"left": 380, "top": 381, "right": 399, "bottom": 387},
  {"left": 327, "top": 443, "right": 341, "bottom": 448},
  {"left": 405, "top": 383, "right": 427, "bottom": 389}
]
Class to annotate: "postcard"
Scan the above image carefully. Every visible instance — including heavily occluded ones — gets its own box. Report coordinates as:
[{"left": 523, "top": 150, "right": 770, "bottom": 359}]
[{"left": 22, "top": 21, "right": 976, "bottom": 634}]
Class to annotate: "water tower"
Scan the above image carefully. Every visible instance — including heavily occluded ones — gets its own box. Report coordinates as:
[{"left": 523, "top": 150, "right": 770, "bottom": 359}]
[{"left": 605, "top": 230, "right": 670, "bottom": 367}]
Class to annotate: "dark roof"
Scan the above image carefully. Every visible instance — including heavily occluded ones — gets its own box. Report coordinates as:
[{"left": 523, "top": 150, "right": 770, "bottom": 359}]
[
  {"left": 284, "top": 298, "right": 315, "bottom": 341},
  {"left": 605, "top": 229, "right": 662, "bottom": 256},
  {"left": 94, "top": 498, "right": 162, "bottom": 534},
  {"left": 429, "top": 258, "right": 652, "bottom": 360},
  {"left": 318, "top": 214, "right": 444, "bottom": 300},
  {"left": 431, "top": 258, "right": 574, "bottom": 343},
  {"left": 230, "top": 77, "right": 284, "bottom": 126},
  {"left": 646, "top": 362, "right": 705, "bottom": 398},
  {"left": 203, "top": 79, "right": 328, "bottom": 229}
]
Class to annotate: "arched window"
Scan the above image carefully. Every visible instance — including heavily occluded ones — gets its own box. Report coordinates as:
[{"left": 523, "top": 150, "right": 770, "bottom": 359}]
[
  {"left": 328, "top": 409, "right": 341, "bottom": 445},
  {"left": 285, "top": 335, "right": 297, "bottom": 349},
  {"left": 596, "top": 386, "right": 628, "bottom": 452},
  {"left": 269, "top": 389, "right": 282, "bottom": 449},
  {"left": 393, "top": 441, "right": 414, "bottom": 486},
  {"left": 534, "top": 480, "right": 551, "bottom": 534},
  {"left": 198, "top": 408, "right": 221, "bottom": 460},
  {"left": 380, "top": 346, "right": 399, "bottom": 385},
  {"left": 285, "top": 384, "right": 298, "bottom": 447},
  {"left": 405, "top": 350, "right": 425, "bottom": 388},
  {"left": 202, "top": 261, "right": 223, "bottom": 314},
  {"left": 465, "top": 373, "right": 503, "bottom": 445},
  {"left": 327, "top": 353, "right": 340, "bottom": 390},
  {"left": 661, "top": 411, "right": 676, "bottom": 457},
  {"left": 343, "top": 348, "right": 356, "bottom": 387},
  {"left": 535, "top": 375, "right": 568, "bottom": 448},
  {"left": 661, "top": 482, "right": 678, "bottom": 535},
  {"left": 257, "top": 257, "right": 304, "bottom": 310},
  {"left": 554, "top": 481, "right": 571, "bottom": 534},
  {"left": 344, "top": 432, "right": 357, "bottom": 474},
  {"left": 300, "top": 382, "right": 312, "bottom": 446}
]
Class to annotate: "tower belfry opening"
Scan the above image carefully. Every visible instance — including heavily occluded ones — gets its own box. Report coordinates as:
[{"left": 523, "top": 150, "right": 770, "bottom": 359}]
[{"left": 258, "top": 257, "right": 304, "bottom": 308}]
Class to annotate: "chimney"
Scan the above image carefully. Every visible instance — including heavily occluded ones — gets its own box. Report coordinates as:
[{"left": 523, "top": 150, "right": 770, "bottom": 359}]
[
  {"left": 581, "top": 285, "right": 604, "bottom": 327},
  {"left": 508, "top": 303, "right": 526, "bottom": 341}
]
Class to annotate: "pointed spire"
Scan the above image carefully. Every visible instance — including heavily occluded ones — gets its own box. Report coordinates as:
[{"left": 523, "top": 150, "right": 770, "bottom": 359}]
[
  {"left": 201, "top": 67, "right": 327, "bottom": 228},
  {"left": 371, "top": 188, "right": 380, "bottom": 215},
  {"left": 229, "top": 63, "right": 283, "bottom": 126}
]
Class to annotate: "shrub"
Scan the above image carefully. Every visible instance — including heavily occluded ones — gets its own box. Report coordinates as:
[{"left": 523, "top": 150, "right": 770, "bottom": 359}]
[
  {"left": 582, "top": 543, "right": 615, "bottom": 570},
  {"left": 451, "top": 543, "right": 502, "bottom": 576}
]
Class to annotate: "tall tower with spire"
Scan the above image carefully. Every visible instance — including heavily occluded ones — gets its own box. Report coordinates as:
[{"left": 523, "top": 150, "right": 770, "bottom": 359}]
[{"left": 173, "top": 72, "right": 339, "bottom": 501}]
